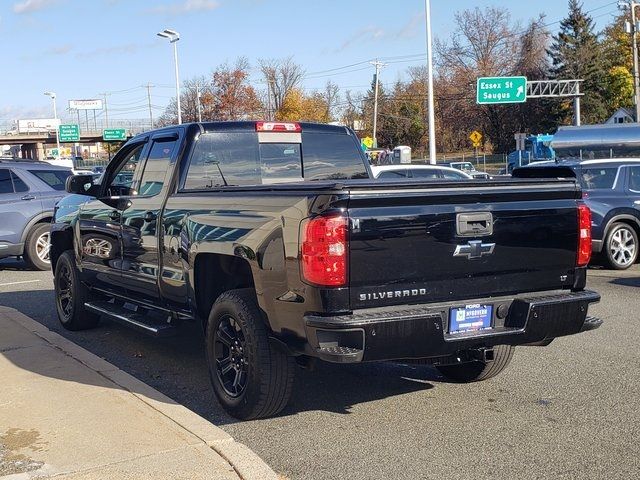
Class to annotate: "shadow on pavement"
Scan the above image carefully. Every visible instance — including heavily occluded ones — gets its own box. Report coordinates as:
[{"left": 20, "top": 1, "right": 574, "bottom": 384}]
[
  {"left": 609, "top": 276, "right": 640, "bottom": 287},
  {"left": 0, "top": 259, "right": 42, "bottom": 272},
  {"left": 0, "top": 289, "right": 437, "bottom": 425}
]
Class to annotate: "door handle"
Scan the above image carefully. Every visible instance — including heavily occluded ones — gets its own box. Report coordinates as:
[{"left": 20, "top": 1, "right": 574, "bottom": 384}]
[
  {"left": 143, "top": 211, "right": 157, "bottom": 222},
  {"left": 21, "top": 194, "right": 36, "bottom": 201},
  {"left": 108, "top": 210, "right": 120, "bottom": 221}
]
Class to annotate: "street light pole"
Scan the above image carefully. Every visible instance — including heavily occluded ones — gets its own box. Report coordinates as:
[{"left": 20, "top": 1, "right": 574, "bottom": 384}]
[
  {"left": 44, "top": 91, "right": 60, "bottom": 160},
  {"left": 157, "top": 29, "right": 182, "bottom": 124},
  {"left": 424, "top": 0, "right": 437, "bottom": 164}
]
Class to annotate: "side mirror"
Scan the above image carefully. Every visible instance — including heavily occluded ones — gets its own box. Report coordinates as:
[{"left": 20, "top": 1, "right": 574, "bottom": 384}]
[{"left": 65, "top": 174, "right": 96, "bottom": 195}]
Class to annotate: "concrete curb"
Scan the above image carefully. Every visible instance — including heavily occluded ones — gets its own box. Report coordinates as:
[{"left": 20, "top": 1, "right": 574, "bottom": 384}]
[{"left": 0, "top": 307, "right": 278, "bottom": 480}]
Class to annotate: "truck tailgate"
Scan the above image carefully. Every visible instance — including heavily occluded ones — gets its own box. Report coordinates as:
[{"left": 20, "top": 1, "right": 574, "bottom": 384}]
[{"left": 347, "top": 179, "right": 582, "bottom": 309}]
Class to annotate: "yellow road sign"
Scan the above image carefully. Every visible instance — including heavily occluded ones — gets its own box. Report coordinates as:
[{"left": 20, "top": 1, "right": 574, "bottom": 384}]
[
  {"left": 469, "top": 130, "right": 482, "bottom": 145},
  {"left": 362, "top": 136, "right": 374, "bottom": 149}
]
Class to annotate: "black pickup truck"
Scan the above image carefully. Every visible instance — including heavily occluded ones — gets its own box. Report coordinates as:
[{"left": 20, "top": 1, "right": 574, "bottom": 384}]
[{"left": 51, "top": 121, "right": 601, "bottom": 419}]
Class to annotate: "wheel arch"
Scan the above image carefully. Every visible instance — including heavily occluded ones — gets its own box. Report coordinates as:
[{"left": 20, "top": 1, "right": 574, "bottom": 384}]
[
  {"left": 192, "top": 253, "right": 257, "bottom": 329},
  {"left": 50, "top": 225, "right": 74, "bottom": 272},
  {"left": 20, "top": 211, "right": 54, "bottom": 244},
  {"left": 603, "top": 213, "right": 640, "bottom": 241}
]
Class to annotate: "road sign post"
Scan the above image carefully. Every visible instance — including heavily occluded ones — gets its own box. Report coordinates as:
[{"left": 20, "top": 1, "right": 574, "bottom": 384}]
[
  {"left": 59, "top": 124, "right": 80, "bottom": 142},
  {"left": 103, "top": 129, "right": 127, "bottom": 141},
  {"left": 476, "top": 76, "right": 527, "bottom": 104}
]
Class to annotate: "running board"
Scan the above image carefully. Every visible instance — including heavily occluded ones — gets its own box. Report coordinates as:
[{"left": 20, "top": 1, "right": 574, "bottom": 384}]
[{"left": 84, "top": 301, "right": 178, "bottom": 338}]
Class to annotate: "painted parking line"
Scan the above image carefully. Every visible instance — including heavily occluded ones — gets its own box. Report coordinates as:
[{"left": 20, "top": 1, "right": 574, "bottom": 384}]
[{"left": 0, "top": 280, "right": 41, "bottom": 287}]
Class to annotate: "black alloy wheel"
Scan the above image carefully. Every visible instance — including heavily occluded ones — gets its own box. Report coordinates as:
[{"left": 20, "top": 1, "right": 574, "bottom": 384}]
[
  {"left": 56, "top": 260, "right": 74, "bottom": 320},
  {"left": 214, "top": 314, "right": 249, "bottom": 397},
  {"left": 54, "top": 251, "right": 100, "bottom": 331}
]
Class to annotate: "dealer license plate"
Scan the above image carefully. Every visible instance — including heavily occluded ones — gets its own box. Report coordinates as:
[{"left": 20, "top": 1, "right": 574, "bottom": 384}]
[{"left": 449, "top": 304, "right": 493, "bottom": 334}]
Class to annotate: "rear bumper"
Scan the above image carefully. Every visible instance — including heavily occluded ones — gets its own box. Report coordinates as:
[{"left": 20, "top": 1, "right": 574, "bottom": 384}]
[{"left": 303, "top": 290, "right": 601, "bottom": 363}]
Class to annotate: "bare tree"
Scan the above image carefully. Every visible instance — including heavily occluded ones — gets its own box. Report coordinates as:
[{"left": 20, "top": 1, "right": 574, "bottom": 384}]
[
  {"left": 157, "top": 75, "right": 212, "bottom": 126},
  {"left": 323, "top": 80, "right": 340, "bottom": 122},
  {"left": 259, "top": 57, "right": 305, "bottom": 114}
]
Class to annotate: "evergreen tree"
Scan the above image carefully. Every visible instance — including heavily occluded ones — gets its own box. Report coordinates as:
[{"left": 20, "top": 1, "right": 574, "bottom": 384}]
[{"left": 547, "top": 0, "right": 607, "bottom": 124}]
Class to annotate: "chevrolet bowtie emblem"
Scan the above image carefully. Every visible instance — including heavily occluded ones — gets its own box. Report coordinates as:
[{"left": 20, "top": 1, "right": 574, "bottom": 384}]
[{"left": 453, "top": 240, "right": 495, "bottom": 259}]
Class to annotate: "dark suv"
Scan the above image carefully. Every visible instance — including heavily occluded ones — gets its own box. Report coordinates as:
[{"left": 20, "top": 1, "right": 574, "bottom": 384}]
[
  {"left": 0, "top": 160, "right": 71, "bottom": 270},
  {"left": 516, "top": 159, "right": 640, "bottom": 270}
]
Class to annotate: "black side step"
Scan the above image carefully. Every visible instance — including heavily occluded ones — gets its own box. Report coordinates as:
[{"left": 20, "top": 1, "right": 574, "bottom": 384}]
[{"left": 84, "top": 301, "right": 178, "bottom": 338}]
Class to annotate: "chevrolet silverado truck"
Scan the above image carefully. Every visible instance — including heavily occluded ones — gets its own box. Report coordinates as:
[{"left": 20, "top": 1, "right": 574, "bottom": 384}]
[{"left": 51, "top": 121, "right": 602, "bottom": 420}]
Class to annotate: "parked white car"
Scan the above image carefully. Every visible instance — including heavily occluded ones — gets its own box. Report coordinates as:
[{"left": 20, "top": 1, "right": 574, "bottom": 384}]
[{"left": 371, "top": 164, "right": 474, "bottom": 180}]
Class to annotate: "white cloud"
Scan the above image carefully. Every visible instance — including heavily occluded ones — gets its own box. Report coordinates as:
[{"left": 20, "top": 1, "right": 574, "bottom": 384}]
[
  {"left": 335, "top": 26, "right": 385, "bottom": 53},
  {"left": 148, "top": 0, "right": 220, "bottom": 15},
  {"left": 74, "top": 42, "right": 155, "bottom": 59},
  {"left": 12, "top": 0, "right": 58, "bottom": 14},
  {"left": 47, "top": 44, "right": 72, "bottom": 55}
]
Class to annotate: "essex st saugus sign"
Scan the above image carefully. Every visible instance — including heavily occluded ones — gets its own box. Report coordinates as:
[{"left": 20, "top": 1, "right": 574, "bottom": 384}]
[{"left": 476, "top": 76, "right": 527, "bottom": 104}]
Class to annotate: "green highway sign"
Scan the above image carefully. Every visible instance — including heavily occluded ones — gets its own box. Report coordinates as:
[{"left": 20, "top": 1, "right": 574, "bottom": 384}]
[
  {"left": 476, "top": 76, "right": 527, "bottom": 104},
  {"left": 103, "top": 128, "right": 127, "bottom": 141},
  {"left": 59, "top": 124, "right": 80, "bottom": 142}
]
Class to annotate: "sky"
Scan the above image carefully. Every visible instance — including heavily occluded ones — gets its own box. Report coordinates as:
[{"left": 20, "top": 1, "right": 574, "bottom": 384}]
[{"left": 0, "top": 0, "right": 620, "bottom": 126}]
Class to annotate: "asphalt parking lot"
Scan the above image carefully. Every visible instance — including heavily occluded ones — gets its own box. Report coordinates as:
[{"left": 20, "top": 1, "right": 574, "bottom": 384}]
[{"left": 1, "top": 259, "right": 638, "bottom": 480}]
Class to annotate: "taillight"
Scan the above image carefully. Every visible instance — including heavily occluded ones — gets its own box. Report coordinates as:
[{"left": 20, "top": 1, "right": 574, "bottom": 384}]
[
  {"left": 256, "top": 121, "right": 301, "bottom": 132},
  {"left": 301, "top": 214, "right": 348, "bottom": 287},
  {"left": 577, "top": 204, "right": 592, "bottom": 266}
]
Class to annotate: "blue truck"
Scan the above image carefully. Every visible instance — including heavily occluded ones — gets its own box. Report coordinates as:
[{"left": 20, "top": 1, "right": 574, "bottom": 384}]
[{"left": 507, "top": 134, "right": 555, "bottom": 172}]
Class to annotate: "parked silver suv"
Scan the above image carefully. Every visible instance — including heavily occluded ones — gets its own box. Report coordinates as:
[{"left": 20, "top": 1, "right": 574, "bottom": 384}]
[{"left": 0, "top": 160, "right": 71, "bottom": 270}]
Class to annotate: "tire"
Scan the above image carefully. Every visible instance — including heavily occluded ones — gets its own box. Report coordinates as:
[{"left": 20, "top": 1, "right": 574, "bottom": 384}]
[
  {"left": 603, "top": 222, "right": 638, "bottom": 270},
  {"left": 54, "top": 251, "right": 100, "bottom": 331},
  {"left": 205, "top": 288, "right": 295, "bottom": 420},
  {"left": 436, "top": 345, "right": 515, "bottom": 383},
  {"left": 23, "top": 223, "right": 52, "bottom": 271}
]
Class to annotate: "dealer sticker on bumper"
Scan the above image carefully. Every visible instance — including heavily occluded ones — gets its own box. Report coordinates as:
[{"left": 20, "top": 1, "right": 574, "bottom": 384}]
[{"left": 449, "top": 304, "right": 493, "bottom": 334}]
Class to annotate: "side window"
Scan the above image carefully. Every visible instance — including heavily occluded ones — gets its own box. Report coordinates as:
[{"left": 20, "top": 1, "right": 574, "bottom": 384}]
[
  {"left": 184, "top": 133, "right": 259, "bottom": 189},
  {"left": 441, "top": 170, "right": 468, "bottom": 180},
  {"left": 629, "top": 166, "right": 640, "bottom": 192},
  {"left": 410, "top": 169, "right": 440, "bottom": 179},
  {"left": 106, "top": 144, "right": 145, "bottom": 196},
  {"left": 0, "top": 169, "right": 12, "bottom": 194},
  {"left": 138, "top": 139, "right": 178, "bottom": 196},
  {"left": 580, "top": 167, "right": 617, "bottom": 190},
  {"left": 378, "top": 170, "right": 408, "bottom": 179},
  {"left": 11, "top": 172, "right": 29, "bottom": 192}
]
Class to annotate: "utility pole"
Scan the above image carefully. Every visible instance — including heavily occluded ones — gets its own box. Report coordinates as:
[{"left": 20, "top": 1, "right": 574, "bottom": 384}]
[
  {"left": 424, "top": 0, "right": 437, "bottom": 164},
  {"left": 196, "top": 83, "right": 203, "bottom": 122},
  {"left": 574, "top": 82, "right": 581, "bottom": 126},
  {"left": 629, "top": 2, "right": 640, "bottom": 122},
  {"left": 267, "top": 80, "right": 273, "bottom": 120},
  {"left": 370, "top": 60, "right": 385, "bottom": 148},
  {"left": 145, "top": 83, "right": 155, "bottom": 128}
]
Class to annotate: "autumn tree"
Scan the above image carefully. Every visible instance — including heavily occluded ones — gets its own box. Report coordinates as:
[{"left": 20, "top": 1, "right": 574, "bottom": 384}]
[
  {"left": 601, "top": 13, "right": 634, "bottom": 113},
  {"left": 275, "top": 88, "right": 330, "bottom": 122},
  {"left": 211, "top": 57, "right": 262, "bottom": 120}
]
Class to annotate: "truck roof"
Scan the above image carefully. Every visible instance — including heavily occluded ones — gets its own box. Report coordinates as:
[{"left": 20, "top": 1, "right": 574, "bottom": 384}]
[{"left": 130, "top": 121, "right": 352, "bottom": 143}]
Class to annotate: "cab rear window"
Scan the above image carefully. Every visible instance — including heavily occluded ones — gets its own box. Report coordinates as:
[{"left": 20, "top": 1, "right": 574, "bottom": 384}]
[{"left": 183, "top": 130, "right": 367, "bottom": 189}]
